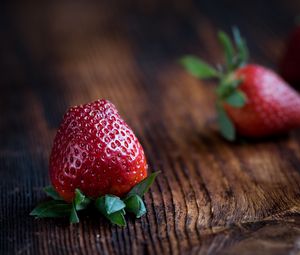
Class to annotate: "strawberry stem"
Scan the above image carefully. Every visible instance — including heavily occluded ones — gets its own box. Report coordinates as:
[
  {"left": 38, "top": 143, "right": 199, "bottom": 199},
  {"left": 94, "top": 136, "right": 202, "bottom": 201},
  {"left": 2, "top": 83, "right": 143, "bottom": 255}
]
[
  {"left": 180, "top": 27, "right": 249, "bottom": 141},
  {"left": 30, "top": 172, "right": 159, "bottom": 226}
]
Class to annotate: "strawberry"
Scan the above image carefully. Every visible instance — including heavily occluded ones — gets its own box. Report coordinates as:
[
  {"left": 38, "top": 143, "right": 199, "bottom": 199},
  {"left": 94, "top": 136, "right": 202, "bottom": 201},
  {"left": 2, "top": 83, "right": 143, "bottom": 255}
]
[
  {"left": 180, "top": 28, "right": 300, "bottom": 140},
  {"left": 279, "top": 25, "right": 300, "bottom": 87},
  {"left": 50, "top": 99, "right": 148, "bottom": 201},
  {"left": 224, "top": 65, "right": 300, "bottom": 137},
  {"left": 31, "top": 99, "right": 159, "bottom": 226}
]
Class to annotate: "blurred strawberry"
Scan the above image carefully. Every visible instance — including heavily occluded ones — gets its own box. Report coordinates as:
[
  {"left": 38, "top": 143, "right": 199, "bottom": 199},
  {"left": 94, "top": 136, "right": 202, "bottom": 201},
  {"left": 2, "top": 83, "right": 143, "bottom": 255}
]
[{"left": 181, "top": 28, "right": 300, "bottom": 140}]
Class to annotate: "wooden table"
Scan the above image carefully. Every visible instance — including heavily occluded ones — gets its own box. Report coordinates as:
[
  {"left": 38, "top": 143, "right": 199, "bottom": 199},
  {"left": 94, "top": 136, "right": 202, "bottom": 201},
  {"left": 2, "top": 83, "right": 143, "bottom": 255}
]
[{"left": 1, "top": 1, "right": 300, "bottom": 254}]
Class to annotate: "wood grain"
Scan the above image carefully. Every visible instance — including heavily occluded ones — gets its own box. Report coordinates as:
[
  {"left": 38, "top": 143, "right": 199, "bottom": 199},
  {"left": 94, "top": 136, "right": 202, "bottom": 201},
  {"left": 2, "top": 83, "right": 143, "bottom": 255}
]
[{"left": 1, "top": 1, "right": 300, "bottom": 254}]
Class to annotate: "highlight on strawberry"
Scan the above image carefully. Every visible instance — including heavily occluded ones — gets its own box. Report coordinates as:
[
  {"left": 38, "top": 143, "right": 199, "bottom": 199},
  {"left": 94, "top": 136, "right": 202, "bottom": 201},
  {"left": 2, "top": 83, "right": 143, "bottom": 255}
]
[
  {"left": 180, "top": 28, "right": 300, "bottom": 141},
  {"left": 30, "top": 99, "right": 159, "bottom": 226}
]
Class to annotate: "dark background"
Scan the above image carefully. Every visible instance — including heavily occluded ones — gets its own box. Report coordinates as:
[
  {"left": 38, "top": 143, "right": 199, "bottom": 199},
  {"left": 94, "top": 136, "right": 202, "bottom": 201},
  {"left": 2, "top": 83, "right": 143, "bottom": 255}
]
[{"left": 1, "top": 1, "right": 300, "bottom": 255}]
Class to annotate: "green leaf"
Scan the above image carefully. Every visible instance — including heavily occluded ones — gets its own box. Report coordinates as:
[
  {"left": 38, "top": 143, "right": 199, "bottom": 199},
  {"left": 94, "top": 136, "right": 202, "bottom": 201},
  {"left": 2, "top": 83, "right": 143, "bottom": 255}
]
[
  {"left": 105, "top": 195, "right": 126, "bottom": 214},
  {"left": 232, "top": 27, "right": 248, "bottom": 67},
  {"left": 74, "top": 189, "right": 91, "bottom": 211},
  {"left": 43, "top": 186, "right": 63, "bottom": 200},
  {"left": 225, "top": 90, "right": 247, "bottom": 107},
  {"left": 136, "top": 200, "right": 146, "bottom": 218},
  {"left": 230, "top": 79, "right": 243, "bottom": 89},
  {"left": 30, "top": 200, "right": 72, "bottom": 218},
  {"left": 124, "top": 194, "right": 147, "bottom": 218},
  {"left": 95, "top": 195, "right": 125, "bottom": 216},
  {"left": 218, "top": 31, "right": 235, "bottom": 70},
  {"left": 95, "top": 196, "right": 126, "bottom": 227},
  {"left": 70, "top": 202, "right": 79, "bottom": 224},
  {"left": 106, "top": 210, "right": 126, "bottom": 227},
  {"left": 216, "top": 103, "right": 235, "bottom": 141},
  {"left": 127, "top": 171, "right": 160, "bottom": 197},
  {"left": 180, "top": 55, "right": 219, "bottom": 79},
  {"left": 216, "top": 82, "right": 235, "bottom": 99},
  {"left": 216, "top": 75, "right": 243, "bottom": 99},
  {"left": 95, "top": 196, "right": 105, "bottom": 211}
]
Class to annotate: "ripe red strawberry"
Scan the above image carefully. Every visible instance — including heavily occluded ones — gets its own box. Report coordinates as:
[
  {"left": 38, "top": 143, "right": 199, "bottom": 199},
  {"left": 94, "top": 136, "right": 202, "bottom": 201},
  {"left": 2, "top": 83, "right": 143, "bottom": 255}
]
[
  {"left": 181, "top": 28, "right": 300, "bottom": 140},
  {"left": 225, "top": 65, "right": 300, "bottom": 137},
  {"left": 279, "top": 25, "right": 300, "bottom": 87},
  {"left": 50, "top": 99, "right": 148, "bottom": 202},
  {"left": 31, "top": 99, "right": 158, "bottom": 225}
]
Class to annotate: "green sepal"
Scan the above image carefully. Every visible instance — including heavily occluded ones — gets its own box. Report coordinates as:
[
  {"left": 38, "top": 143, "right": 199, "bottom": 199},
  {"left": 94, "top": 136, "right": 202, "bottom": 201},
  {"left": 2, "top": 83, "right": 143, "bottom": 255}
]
[
  {"left": 216, "top": 75, "right": 246, "bottom": 108},
  {"left": 95, "top": 195, "right": 125, "bottom": 215},
  {"left": 127, "top": 171, "right": 160, "bottom": 198},
  {"left": 69, "top": 189, "right": 91, "bottom": 223},
  {"left": 216, "top": 79, "right": 241, "bottom": 99},
  {"left": 43, "top": 186, "right": 63, "bottom": 200},
  {"left": 31, "top": 188, "right": 90, "bottom": 223},
  {"left": 105, "top": 195, "right": 126, "bottom": 214},
  {"left": 32, "top": 171, "right": 159, "bottom": 226},
  {"left": 70, "top": 202, "right": 80, "bottom": 224},
  {"left": 74, "top": 189, "right": 91, "bottom": 211},
  {"left": 218, "top": 31, "right": 235, "bottom": 71},
  {"left": 124, "top": 194, "right": 147, "bottom": 218},
  {"left": 106, "top": 210, "right": 126, "bottom": 227},
  {"left": 95, "top": 196, "right": 126, "bottom": 227},
  {"left": 232, "top": 27, "right": 248, "bottom": 67},
  {"left": 179, "top": 55, "right": 220, "bottom": 79},
  {"left": 225, "top": 90, "right": 247, "bottom": 107},
  {"left": 179, "top": 28, "right": 249, "bottom": 142},
  {"left": 30, "top": 200, "right": 72, "bottom": 218},
  {"left": 216, "top": 103, "right": 235, "bottom": 141},
  {"left": 218, "top": 28, "right": 248, "bottom": 70}
]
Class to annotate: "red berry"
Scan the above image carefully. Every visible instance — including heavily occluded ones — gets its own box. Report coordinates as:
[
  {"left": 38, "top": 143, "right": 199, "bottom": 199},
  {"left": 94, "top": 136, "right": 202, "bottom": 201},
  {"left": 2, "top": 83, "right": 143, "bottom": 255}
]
[
  {"left": 181, "top": 29, "right": 300, "bottom": 140},
  {"left": 225, "top": 65, "right": 300, "bottom": 137},
  {"left": 280, "top": 26, "right": 300, "bottom": 87},
  {"left": 49, "top": 99, "right": 148, "bottom": 202}
]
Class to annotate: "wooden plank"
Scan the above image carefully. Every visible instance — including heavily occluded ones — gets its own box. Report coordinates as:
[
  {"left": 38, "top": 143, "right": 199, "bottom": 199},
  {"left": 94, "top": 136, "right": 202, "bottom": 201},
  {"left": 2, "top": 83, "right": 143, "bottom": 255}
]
[{"left": 1, "top": 1, "right": 300, "bottom": 254}]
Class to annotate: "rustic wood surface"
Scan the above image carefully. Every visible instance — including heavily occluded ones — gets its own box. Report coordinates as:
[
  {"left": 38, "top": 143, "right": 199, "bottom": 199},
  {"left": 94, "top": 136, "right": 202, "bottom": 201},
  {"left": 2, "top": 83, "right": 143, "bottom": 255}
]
[{"left": 1, "top": 1, "right": 300, "bottom": 254}]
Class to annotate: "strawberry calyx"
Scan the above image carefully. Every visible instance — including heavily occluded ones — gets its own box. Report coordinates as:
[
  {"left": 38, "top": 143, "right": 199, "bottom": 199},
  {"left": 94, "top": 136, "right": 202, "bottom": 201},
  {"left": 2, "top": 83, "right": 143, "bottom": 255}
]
[
  {"left": 30, "top": 171, "right": 159, "bottom": 226},
  {"left": 180, "top": 27, "right": 249, "bottom": 141}
]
